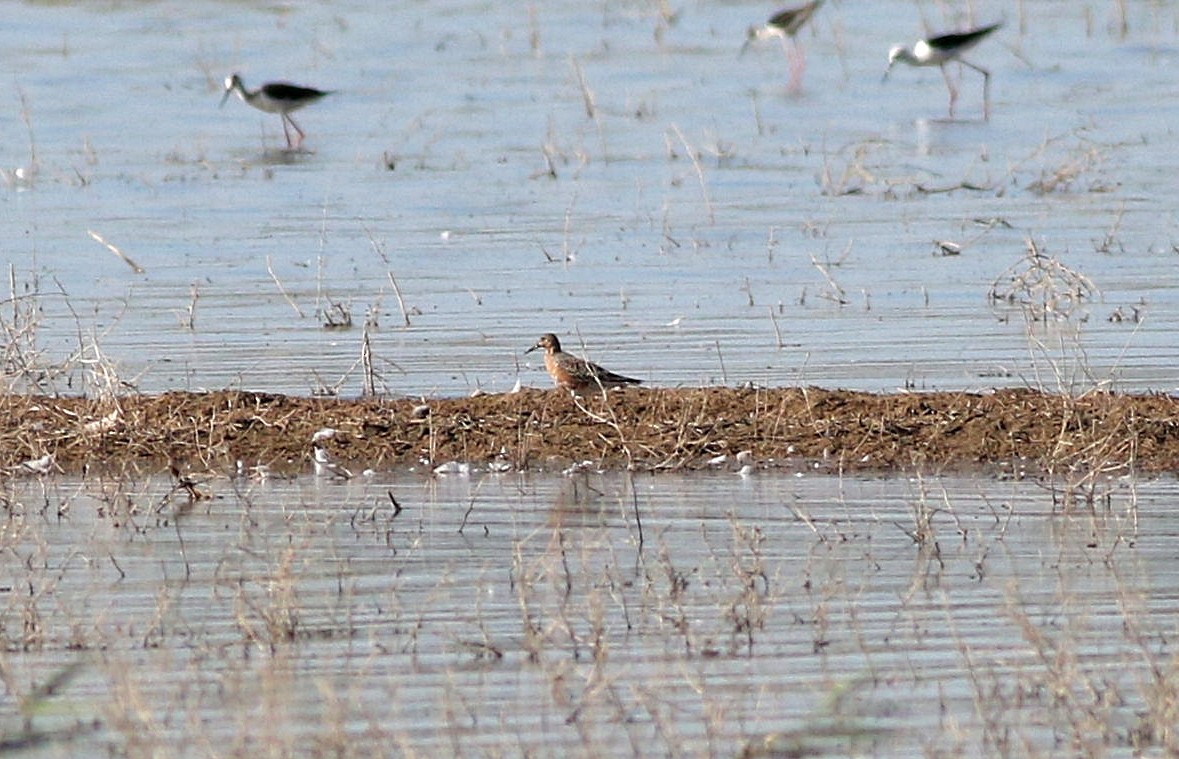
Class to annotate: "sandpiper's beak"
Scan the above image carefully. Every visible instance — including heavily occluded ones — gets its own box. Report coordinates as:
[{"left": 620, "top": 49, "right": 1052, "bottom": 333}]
[{"left": 524, "top": 343, "right": 539, "bottom": 355}]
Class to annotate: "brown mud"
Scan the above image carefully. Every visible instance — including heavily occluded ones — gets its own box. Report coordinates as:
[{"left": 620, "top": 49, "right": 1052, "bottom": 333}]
[{"left": 3, "top": 387, "right": 1178, "bottom": 478}]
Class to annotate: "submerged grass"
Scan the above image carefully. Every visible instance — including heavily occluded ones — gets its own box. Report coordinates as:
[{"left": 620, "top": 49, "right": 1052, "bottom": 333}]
[{"left": 2, "top": 464, "right": 1173, "bottom": 758}]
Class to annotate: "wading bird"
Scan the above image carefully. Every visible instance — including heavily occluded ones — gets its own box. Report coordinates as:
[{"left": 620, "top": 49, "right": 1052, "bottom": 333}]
[
  {"left": 884, "top": 23, "right": 1002, "bottom": 120},
  {"left": 742, "top": 1, "right": 825, "bottom": 93},
  {"left": 220, "top": 73, "right": 333, "bottom": 149}
]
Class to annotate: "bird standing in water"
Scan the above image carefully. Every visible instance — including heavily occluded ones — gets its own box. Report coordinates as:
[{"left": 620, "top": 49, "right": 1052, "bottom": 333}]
[
  {"left": 884, "top": 23, "right": 1002, "bottom": 120},
  {"left": 742, "top": 1, "right": 825, "bottom": 94},
  {"left": 220, "top": 73, "right": 332, "bottom": 149}
]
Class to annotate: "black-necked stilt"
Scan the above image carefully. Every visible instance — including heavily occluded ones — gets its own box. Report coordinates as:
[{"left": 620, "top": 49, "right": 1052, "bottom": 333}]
[
  {"left": 312, "top": 443, "right": 353, "bottom": 479},
  {"left": 884, "top": 23, "right": 1001, "bottom": 120},
  {"left": 742, "top": 1, "right": 824, "bottom": 93},
  {"left": 220, "top": 73, "right": 332, "bottom": 149}
]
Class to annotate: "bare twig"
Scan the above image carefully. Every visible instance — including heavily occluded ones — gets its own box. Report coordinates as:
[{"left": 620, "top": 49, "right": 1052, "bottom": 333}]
[
  {"left": 266, "top": 255, "right": 305, "bottom": 317},
  {"left": 570, "top": 56, "right": 597, "bottom": 120},
  {"left": 362, "top": 223, "right": 412, "bottom": 327},
  {"left": 669, "top": 123, "right": 715, "bottom": 224},
  {"left": 87, "top": 230, "right": 145, "bottom": 274}
]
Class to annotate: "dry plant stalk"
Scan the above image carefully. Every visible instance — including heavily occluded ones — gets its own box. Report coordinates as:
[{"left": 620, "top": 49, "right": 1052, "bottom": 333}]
[
  {"left": 266, "top": 255, "right": 305, "bottom": 317},
  {"left": 1027, "top": 143, "right": 1103, "bottom": 194},
  {"left": 819, "top": 140, "right": 878, "bottom": 196},
  {"left": 668, "top": 123, "right": 715, "bottom": 224},
  {"left": 87, "top": 230, "right": 145, "bottom": 274},
  {"left": 569, "top": 56, "right": 597, "bottom": 120},
  {"left": 361, "top": 323, "right": 375, "bottom": 396},
  {"left": 362, "top": 224, "right": 412, "bottom": 327},
  {"left": 809, "top": 252, "right": 848, "bottom": 305},
  {"left": 989, "top": 238, "right": 1098, "bottom": 323}
]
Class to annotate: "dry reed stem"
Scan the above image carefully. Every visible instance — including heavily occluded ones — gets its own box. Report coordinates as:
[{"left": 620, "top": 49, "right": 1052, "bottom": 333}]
[
  {"left": 668, "top": 123, "right": 715, "bottom": 224},
  {"left": 266, "top": 255, "right": 305, "bottom": 318},
  {"left": 86, "top": 231, "right": 145, "bottom": 275},
  {"left": 570, "top": 56, "right": 597, "bottom": 120},
  {"left": 990, "top": 238, "right": 1098, "bottom": 324}
]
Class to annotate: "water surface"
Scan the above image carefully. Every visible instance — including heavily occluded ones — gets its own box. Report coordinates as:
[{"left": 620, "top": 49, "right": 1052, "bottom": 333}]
[
  {"left": 1, "top": 1, "right": 1177, "bottom": 396},
  {"left": 2, "top": 4, "right": 1177, "bottom": 754},
  {"left": 2, "top": 469, "right": 1173, "bottom": 757}
]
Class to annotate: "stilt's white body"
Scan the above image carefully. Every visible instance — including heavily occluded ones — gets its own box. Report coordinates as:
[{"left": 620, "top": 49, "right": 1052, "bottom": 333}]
[
  {"left": 220, "top": 73, "right": 332, "bottom": 148},
  {"left": 884, "top": 23, "right": 1001, "bottom": 119}
]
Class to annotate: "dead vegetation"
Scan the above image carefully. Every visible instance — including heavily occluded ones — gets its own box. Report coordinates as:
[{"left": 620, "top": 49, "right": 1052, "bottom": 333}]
[
  {"left": 989, "top": 238, "right": 1099, "bottom": 323},
  {"left": 1, "top": 385, "right": 1176, "bottom": 478}
]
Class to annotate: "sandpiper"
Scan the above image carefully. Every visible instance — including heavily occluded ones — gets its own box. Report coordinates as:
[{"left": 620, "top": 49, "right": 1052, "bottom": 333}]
[
  {"left": 526, "top": 333, "right": 642, "bottom": 393},
  {"left": 884, "top": 23, "right": 1001, "bottom": 120},
  {"left": 220, "top": 73, "right": 332, "bottom": 149}
]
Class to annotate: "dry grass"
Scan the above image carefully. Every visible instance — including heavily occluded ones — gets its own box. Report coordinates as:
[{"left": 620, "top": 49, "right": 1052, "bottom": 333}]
[
  {"left": 0, "top": 386, "right": 1176, "bottom": 479},
  {"left": 989, "top": 238, "right": 1099, "bottom": 325}
]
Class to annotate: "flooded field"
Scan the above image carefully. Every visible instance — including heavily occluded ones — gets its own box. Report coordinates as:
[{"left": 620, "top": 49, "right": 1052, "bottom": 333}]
[
  {"left": 3, "top": 470, "right": 1177, "bottom": 757},
  {"left": 1, "top": 0, "right": 1178, "bottom": 396},
  {"left": 3, "top": 0, "right": 1179, "bottom": 756}
]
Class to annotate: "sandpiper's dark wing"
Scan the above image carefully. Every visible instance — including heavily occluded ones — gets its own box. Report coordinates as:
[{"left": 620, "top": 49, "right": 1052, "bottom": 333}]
[
  {"left": 927, "top": 23, "right": 1001, "bottom": 53},
  {"left": 573, "top": 356, "right": 642, "bottom": 387},
  {"left": 260, "top": 82, "right": 332, "bottom": 101},
  {"left": 591, "top": 365, "right": 641, "bottom": 386}
]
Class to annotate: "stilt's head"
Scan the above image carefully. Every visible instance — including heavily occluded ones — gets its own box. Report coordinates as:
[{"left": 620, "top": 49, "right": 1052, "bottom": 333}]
[
  {"left": 883, "top": 45, "right": 909, "bottom": 81},
  {"left": 220, "top": 73, "right": 243, "bottom": 108},
  {"left": 742, "top": 21, "right": 783, "bottom": 53}
]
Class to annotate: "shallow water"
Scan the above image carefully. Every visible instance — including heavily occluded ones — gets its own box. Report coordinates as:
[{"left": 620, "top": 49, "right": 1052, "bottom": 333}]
[
  {"left": 2, "top": 1, "right": 1178, "bottom": 397},
  {"left": 2, "top": 2, "right": 1179, "bottom": 756},
  {"left": 1, "top": 469, "right": 1173, "bottom": 757}
]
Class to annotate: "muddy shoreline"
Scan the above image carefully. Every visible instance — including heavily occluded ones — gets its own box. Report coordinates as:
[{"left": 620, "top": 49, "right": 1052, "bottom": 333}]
[{"left": 3, "top": 386, "right": 1177, "bottom": 478}]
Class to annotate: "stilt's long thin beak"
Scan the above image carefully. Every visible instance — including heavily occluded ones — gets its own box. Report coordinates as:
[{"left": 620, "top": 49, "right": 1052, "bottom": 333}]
[
  {"left": 881, "top": 68, "right": 892, "bottom": 84},
  {"left": 219, "top": 88, "right": 232, "bottom": 108}
]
